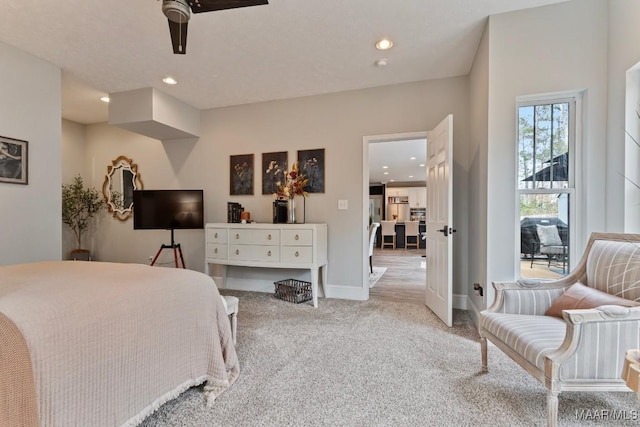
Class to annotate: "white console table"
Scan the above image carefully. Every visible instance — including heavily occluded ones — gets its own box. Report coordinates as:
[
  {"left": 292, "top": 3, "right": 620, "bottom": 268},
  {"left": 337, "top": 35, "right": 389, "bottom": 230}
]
[{"left": 204, "top": 223, "right": 328, "bottom": 307}]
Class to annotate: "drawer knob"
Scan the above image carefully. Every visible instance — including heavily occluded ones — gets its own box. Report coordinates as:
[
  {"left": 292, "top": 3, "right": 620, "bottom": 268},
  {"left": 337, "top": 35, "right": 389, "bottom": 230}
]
[
  {"left": 295, "top": 251, "right": 299, "bottom": 257},
  {"left": 267, "top": 250, "right": 272, "bottom": 256},
  {"left": 235, "top": 249, "right": 239, "bottom": 255},
  {"left": 268, "top": 234, "right": 272, "bottom": 240},
  {"left": 235, "top": 234, "right": 239, "bottom": 240},
  {"left": 214, "top": 248, "right": 218, "bottom": 254},
  {"left": 295, "top": 234, "right": 299, "bottom": 240},
  {"left": 214, "top": 232, "right": 218, "bottom": 238}
]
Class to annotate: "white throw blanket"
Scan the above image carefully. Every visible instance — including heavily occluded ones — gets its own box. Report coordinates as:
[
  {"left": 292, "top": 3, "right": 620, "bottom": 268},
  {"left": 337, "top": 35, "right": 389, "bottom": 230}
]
[{"left": 0, "top": 261, "right": 239, "bottom": 427}]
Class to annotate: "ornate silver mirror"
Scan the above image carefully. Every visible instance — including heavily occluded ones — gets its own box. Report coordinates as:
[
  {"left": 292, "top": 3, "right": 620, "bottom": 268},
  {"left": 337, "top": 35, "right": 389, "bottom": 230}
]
[{"left": 102, "top": 155, "right": 143, "bottom": 221}]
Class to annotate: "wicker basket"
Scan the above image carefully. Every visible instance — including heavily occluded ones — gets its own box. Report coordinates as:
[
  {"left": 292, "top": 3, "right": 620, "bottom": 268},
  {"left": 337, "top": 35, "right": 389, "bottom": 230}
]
[{"left": 274, "top": 279, "right": 312, "bottom": 304}]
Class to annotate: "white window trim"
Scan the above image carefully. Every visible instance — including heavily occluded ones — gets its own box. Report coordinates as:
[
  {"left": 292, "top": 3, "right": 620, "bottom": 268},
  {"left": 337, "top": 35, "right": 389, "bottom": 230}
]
[{"left": 514, "top": 92, "right": 583, "bottom": 276}]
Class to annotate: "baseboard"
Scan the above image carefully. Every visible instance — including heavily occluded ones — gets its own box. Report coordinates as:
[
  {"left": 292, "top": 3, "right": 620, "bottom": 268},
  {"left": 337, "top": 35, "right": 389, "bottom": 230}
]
[
  {"left": 466, "top": 296, "right": 482, "bottom": 327},
  {"left": 452, "top": 293, "right": 467, "bottom": 310},
  {"left": 324, "top": 284, "right": 367, "bottom": 301},
  {"left": 214, "top": 275, "right": 478, "bottom": 318}
]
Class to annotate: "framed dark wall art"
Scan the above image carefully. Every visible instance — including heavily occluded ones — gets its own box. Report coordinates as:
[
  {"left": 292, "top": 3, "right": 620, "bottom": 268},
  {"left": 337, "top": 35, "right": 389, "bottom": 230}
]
[
  {"left": 262, "top": 151, "right": 287, "bottom": 195},
  {"left": 230, "top": 154, "right": 254, "bottom": 195},
  {"left": 298, "top": 148, "right": 325, "bottom": 193},
  {"left": 0, "top": 135, "right": 28, "bottom": 185}
]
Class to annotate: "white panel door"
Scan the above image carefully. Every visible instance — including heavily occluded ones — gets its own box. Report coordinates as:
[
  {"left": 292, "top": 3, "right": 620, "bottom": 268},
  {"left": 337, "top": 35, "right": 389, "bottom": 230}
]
[{"left": 425, "top": 115, "right": 453, "bottom": 327}]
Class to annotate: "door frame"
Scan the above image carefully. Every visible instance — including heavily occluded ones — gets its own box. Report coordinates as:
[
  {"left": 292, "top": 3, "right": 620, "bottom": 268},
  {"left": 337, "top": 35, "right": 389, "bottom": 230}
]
[{"left": 362, "top": 131, "right": 428, "bottom": 299}]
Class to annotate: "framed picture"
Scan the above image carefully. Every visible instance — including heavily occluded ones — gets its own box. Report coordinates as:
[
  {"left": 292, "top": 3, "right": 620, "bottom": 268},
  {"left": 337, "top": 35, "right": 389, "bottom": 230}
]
[
  {"left": 230, "top": 154, "right": 254, "bottom": 195},
  {"left": 262, "top": 151, "right": 288, "bottom": 195},
  {"left": 298, "top": 148, "right": 325, "bottom": 193},
  {"left": 0, "top": 135, "right": 28, "bottom": 185}
]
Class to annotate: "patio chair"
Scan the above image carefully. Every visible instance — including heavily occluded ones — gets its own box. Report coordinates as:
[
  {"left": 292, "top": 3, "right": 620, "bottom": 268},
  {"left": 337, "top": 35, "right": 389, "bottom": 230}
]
[{"left": 536, "top": 224, "right": 567, "bottom": 273}]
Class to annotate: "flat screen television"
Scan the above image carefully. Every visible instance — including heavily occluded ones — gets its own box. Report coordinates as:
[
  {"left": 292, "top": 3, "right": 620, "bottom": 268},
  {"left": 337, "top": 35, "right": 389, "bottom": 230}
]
[{"left": 133, "top": 190, "right": 204, "bottom": 230}]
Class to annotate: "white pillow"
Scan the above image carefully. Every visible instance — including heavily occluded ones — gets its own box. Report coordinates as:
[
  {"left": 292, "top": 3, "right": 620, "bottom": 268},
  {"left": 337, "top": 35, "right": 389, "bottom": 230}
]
[{"left": 536, "top": 224, "right": 562, "bottom": 246}]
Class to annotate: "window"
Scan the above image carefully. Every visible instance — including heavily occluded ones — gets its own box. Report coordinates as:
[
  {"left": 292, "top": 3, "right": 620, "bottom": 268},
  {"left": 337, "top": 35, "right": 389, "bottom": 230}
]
[{"left": 517, "top": 97, "right": 576, "bottom": 279}]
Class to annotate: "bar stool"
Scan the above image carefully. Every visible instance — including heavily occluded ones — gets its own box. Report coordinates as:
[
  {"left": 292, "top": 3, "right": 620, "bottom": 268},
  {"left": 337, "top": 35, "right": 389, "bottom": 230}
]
[
  {"left": 380, "top": 220, "right": 397, "bottom": 249},
  {"left": 221, "top": 295, "right": 239, "bottom": 345},
  {"left": 405, "top": 220, "right": 420, "bottom": 250}
]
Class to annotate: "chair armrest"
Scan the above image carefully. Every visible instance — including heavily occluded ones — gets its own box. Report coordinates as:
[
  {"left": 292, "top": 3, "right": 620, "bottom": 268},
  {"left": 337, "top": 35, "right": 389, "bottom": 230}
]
[
  {"left": 486, "top": 279, "right": 567, "bottom": 315},
  {"left": 545, "top": 306, "right": 640, "bottom": 380},
  {"left": 562, "top": 305, "right": 640, "bottom": 324}
]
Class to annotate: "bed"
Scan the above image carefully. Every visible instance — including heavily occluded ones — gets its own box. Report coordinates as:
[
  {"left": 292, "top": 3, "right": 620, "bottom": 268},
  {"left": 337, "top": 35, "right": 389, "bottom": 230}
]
[{"left": 0, "top": 261, "right": 239, "bottom": 427}]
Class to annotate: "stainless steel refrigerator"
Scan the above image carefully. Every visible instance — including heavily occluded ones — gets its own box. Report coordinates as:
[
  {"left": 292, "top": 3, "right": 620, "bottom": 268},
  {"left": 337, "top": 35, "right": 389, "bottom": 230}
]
[{"left": 386, "top": 203, "right": 410, "bottom": 223}]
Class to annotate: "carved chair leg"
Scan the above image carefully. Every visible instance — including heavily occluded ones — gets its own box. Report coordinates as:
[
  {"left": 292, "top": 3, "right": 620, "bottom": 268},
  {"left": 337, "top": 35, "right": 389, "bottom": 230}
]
[
  {"left": 480, "top": 336, "right": 488, "bottom": 373},
  {"left": 547, "top": 390, "right": 559, "bottom": 427}
]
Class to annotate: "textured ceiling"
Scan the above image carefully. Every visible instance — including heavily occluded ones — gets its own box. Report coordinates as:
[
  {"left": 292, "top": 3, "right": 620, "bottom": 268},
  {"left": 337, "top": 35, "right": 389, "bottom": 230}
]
[{"left": 0, "top": 0, "right": 566, "bottom": 124}]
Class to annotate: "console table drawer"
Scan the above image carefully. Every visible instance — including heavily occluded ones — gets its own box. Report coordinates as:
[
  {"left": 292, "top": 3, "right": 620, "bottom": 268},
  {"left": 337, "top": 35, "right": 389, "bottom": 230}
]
[
  {"left": 206, "top": 243, "right": 228, "bottom": 260},
  {"left": 282, "top": 229, "right": 313, "bottom": 246},
  {"left": 206, "top": 228, "right": 228, "bottom": 243},
  {"left": 229, "top": 245, "right": 281, "bottom": 262},
  {"left": 282, "top": 246, "right": 313, "bottom": 263},
  {"left": 229, "top": 229, "right": 280, "bottom": 245}
]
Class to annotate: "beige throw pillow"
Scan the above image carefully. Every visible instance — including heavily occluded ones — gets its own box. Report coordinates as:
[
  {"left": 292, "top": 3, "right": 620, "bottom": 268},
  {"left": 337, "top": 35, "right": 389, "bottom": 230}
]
[{"left": 545, "top": 282, "right": 640, "bottom": 318}]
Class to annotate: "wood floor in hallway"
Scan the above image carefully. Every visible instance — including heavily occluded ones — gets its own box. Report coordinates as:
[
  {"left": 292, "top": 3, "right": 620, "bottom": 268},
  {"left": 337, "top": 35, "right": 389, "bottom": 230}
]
[{"left": 369, "top": 247, "right": 426, "bottom": 305}]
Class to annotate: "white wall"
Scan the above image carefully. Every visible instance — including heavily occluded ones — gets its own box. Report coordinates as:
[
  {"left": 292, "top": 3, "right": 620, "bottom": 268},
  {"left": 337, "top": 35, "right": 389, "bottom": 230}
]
[
  {"left": 0, "top": 42, "right": 61, "bottom": 265},
  {"left": 61, "top": 119, "right": 86, "bottom": 184},
  {"left": 467, "top": 22, "right": 490, "bottom": 319},
  {"left": 624, "top": 66, "right": 640, "bottom": 232},
  {"left": 608, "top": 0, "right": 640, "bottom": 232},
  {"left": 61, "top": 119, "right": 88, "bottom": 257},
  {"left": 83, "top": 77, "right": 470, "bottom": 299},
  {"left": 84, "top": 123, "right": 186, "bottom": 266},
  {"left": 484, "top": 0, "right": 608, "bottom": 297}
]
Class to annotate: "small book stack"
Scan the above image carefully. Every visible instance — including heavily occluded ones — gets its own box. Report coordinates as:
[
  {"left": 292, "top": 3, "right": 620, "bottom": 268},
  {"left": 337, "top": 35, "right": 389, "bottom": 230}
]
[{"left": 227, "top": 202, "right": 244, "bottom": 223}]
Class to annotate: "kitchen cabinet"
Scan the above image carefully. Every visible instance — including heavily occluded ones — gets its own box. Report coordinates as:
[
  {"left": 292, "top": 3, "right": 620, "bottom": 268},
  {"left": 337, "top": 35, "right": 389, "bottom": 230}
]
[
  {"left": 408, "top": 187, "right": 427, "bottom": 208},
  {"left": 386, "top": 188, "right": 409, "bottom": 197},
  {"left": 387, "top": 187, "right": 426, "bottom": 207}
]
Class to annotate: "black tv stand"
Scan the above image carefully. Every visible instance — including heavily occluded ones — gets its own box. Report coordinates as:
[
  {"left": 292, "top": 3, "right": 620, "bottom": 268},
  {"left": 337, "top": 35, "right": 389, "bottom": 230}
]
[{"left": 150, "top": 228, "right": 185, "bottom": 268}]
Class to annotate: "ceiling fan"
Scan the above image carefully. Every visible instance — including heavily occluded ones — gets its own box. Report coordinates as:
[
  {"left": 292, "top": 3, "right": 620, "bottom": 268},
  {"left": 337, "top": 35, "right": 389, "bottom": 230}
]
[{"left": 161, "top": 0, "right": 268, "bottom": 54}]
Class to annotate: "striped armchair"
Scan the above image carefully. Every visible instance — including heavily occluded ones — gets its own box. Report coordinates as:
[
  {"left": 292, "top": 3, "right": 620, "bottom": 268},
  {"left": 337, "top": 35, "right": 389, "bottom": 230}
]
[{"left": 479, "top": 233, "right": 640, "bottom": 427}]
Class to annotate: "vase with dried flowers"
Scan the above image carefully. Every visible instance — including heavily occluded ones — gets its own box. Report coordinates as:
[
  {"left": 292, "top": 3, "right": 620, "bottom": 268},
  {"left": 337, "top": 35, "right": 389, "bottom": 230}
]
[{"left": 274, "top": 161, "right": 308, "bottom": 223}]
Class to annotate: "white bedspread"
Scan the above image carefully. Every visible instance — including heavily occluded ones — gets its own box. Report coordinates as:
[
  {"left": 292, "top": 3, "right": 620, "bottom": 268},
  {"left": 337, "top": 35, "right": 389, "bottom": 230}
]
[{"left": 0, "top": 261, "right": 239, "bottom": 427}]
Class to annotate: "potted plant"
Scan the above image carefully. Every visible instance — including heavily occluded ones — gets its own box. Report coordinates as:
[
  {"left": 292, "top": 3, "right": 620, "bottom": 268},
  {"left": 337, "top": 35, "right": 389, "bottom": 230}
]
[{"left": 62, "top": 175, "right": 105, "bottom": 260}]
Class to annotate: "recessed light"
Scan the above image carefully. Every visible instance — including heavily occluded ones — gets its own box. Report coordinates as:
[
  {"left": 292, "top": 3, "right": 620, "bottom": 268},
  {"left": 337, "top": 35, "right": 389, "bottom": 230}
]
[
  {"left": 375, "top": 58, "right": 388, "bottom": 67},
  {"left": 375, "top": 38, "right": 393, "bottom": 50},
  {"left": 409, "top": 175, "right": 414, "bottom": 178},
  {"left": 384, "top": 172, "right": 389, "bottom": 175},
  {"left": 99, "top": 96, "right": 110, "bottom": 103},
  {"left": 390, "top": 179, "right": 395, "bottom": 182},
  {"left": 419, "top": 164, "right": 425, "bottom": 167},
  {"left": 410, "top": 157, "right": 416, "bottom": 160},
  {"left": 382, "top": 166, "right": 389, "bottom": 169},
  {"left": 162, "top": 76, "right": 178, "bottom": 85}
]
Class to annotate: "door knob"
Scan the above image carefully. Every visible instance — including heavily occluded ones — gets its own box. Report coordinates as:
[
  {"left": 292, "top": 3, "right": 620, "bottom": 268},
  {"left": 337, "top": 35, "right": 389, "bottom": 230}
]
[{"left": 436, "top": 226, "right": 449, "bottom": 237}]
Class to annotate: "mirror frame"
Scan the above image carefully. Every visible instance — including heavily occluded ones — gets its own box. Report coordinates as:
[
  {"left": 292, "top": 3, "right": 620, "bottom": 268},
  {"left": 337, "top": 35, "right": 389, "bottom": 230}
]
[{"left": 102, "top": 155, "right": 143, "bottom": 221}]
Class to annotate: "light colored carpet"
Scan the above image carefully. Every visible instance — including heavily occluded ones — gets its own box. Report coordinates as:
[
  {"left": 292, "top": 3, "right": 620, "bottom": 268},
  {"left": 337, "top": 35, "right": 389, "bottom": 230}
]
[
  {"left": 141, "top": 291, "right": 639, "bottom": 427},
  {"left": 368, "top": 266, "right": 387, "bottom": 288}
]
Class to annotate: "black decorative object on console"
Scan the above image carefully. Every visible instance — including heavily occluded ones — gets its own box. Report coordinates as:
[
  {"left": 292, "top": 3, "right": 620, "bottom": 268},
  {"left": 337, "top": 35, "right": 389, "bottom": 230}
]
[{"left": 273, "top": 200, "right": 287, "bottom": 223}]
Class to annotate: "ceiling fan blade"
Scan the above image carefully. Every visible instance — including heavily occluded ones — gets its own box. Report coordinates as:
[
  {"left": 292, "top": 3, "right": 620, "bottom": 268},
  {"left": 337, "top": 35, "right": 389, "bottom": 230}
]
[
  {"left": 168, "top": 19, "right": 188, "bottom": 54},
  {"left": 187, "top": 0, "right": 268, "bottom": 14}
]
